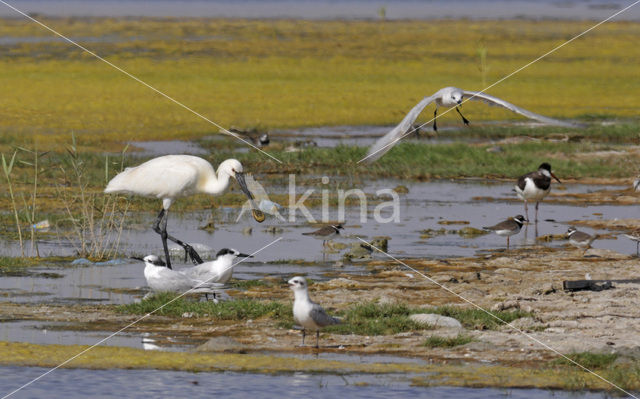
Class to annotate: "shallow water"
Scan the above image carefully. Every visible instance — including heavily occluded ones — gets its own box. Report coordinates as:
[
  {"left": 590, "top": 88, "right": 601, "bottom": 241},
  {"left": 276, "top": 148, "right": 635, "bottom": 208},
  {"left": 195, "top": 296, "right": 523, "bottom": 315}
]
[
  {"left": 2, "top": 179, "right": 633, "bottom": 262},
  {"left": 1, "top": 0, "right": 637, "bottom": 20},
  {"left": 0, "top": 366, "right": 616, "bottom": 399}
]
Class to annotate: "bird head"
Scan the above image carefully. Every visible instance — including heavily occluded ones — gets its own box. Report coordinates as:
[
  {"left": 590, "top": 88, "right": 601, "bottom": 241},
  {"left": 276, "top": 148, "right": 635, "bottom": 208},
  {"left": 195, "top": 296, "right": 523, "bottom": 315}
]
[
  {"left": 288, "top": 276, "right": 307, "bottom": 291},
  {"left": 447, "top": 88, "right": 464, "bottom": 105},
  {"left": 132, "top": 255, "right": 166, "bottom": 267},
  {"left": 512, "top": 215, "right": 526, "bottom": 225},
  {"left": 538, "top": 162, "right": 561, "bottom": 183},
  {"left": 566, "top": 227, "right": 577, "bottom": 237},
  {"left": 216, "top": 248, "right": 253, "bottom": 260}
]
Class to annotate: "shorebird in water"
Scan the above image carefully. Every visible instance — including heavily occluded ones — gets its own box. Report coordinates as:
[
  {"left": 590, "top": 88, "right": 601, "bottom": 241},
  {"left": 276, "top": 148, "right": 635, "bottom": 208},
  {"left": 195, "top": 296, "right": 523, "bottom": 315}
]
[
  {"left": 105, "top": 156, "right": 265, "bottom": 269},
  {"left": 514, "top": 163, "right": 561, "bottom": 222},
  {"left": 483, "top": 215, "right": 526, "bottom": 249}
]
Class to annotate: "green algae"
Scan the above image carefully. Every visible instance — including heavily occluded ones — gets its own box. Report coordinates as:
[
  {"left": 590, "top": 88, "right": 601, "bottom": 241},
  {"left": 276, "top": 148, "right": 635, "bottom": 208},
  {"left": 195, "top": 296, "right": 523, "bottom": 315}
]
[{"left": 1, "top": 341, "right": 638, "bottom": 392}]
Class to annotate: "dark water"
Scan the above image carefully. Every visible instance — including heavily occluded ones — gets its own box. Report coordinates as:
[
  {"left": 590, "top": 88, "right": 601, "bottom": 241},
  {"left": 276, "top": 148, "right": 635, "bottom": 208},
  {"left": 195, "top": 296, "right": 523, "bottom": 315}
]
[
  {"left": 1, "top": 0, "right": 638, "bottom": 20},
  {"left": 0, "top": 366, "right": 617, "bottom": 399}
]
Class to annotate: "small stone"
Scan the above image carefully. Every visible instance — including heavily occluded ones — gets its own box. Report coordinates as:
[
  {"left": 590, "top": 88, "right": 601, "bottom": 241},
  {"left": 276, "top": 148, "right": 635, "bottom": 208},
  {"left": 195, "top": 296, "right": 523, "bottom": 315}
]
[
  {"left": 409, "top": 313, "right": 463, "bottom": 329},
  {"left": 393, "top": 185, "right": 409, "bottom": 194},
  {"left": 196, "top": 336, "right": 246, "bottom": 353},
  {"left": 370, "top": 237, "right": 389, "bottom": 252},
  {"left": 542, "top": 283, "right": 556, "bottom": 295},
  {"left": 242, "top": 227, "right": 253, "bottom": 235}
]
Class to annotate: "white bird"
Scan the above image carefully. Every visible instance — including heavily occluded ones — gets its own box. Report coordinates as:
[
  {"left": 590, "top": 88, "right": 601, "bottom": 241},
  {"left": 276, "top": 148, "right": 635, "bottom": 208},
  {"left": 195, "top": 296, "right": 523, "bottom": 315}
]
[
  {"left": 180, "top": 248, "right": 253, "bottom": 284},
  {"left": 133, "top": 255, "right": 223, "bottom": 293},
  {"left": 365, "top": 86, "right": 575, "bottom": 162},
  {"left": 105, "top": 156, "right": 265, "bottom": 269},
  {"left": 288, "top": 276, "right": 340, "bottom": 348},
  {"left": 514, "top": 162, "right": 561, "bottom": 222}
]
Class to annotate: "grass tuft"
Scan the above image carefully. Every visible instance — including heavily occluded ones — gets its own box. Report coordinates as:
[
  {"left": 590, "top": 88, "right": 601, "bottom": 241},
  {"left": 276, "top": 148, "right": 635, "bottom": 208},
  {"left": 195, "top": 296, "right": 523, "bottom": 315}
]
[
  {"left": 117, "top": 292, "right": 291, "bottom": 320},
  {"left": 423, "top": 334, "right": 474, "bottom": 348}
]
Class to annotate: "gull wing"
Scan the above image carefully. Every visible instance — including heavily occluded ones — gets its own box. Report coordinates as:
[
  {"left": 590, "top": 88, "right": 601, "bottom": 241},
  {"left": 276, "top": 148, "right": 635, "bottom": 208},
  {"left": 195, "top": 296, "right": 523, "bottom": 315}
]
[
  {"left": 365, "top": 94, "right": 438, "bottom": 163},
  {"left": 463, "top": 90, "right": 575, "bottom": 128},
  {"left": 310, "top": 302, "right": 341, "bottom": 328}
]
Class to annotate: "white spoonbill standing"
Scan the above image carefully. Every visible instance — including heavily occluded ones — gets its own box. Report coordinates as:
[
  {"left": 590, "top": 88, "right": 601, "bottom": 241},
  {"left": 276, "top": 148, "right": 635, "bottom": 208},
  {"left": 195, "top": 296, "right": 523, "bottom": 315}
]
[
  {"left": 105, "top": 156, "right": 265, "bottom": 269},
  {"left": 365, "top": 87, "right": 575, "bottom": 162}
]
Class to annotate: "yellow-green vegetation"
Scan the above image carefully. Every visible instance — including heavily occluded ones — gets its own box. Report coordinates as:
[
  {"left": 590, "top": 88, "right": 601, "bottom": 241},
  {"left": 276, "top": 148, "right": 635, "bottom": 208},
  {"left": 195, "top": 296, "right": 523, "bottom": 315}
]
[
  {"left": 1, "top": 341, "right": 638, "bottom": 392},
  {"left": 1, "top": 18, "right": 639, "bottom": 152},
  {"left": 423, "top": 334, "right": 474, "bottom": 348}
]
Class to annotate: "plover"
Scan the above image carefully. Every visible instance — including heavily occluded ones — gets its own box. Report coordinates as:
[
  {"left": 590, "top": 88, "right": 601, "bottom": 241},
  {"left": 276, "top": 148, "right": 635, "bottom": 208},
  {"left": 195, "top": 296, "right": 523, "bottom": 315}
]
[
  {"left": 181, "top": 248, "right": 253, "bottom": 284},
  {"left": 302, "top": 224, "right": 344, "bottom": 247},
  {"left": 623, "top": 229, "right": 640, "bottom": 256},
  {"left": 514, "top": 163, "right": 561, "bottom": 222},
  {"left": 483, "top": 215, "right": 526, "bottom": 249},
  {"left": 566, "top": 227, "right": 597, "bottom": 254},
  {"left": 288, "top": 276, "right": 340, "bottom": 348}
]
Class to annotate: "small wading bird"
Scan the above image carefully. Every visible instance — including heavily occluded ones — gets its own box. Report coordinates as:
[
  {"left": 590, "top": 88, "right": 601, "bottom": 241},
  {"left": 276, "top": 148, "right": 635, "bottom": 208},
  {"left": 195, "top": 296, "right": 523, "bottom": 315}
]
[
  {"left": 365, "top": 87, "right": 575, "bottom": 162},
  {"left": 105, "top": 156, "right": 265, "bottom": 269},
  {"left": 180, "top": 248, "right": 253, "bottom": 284},
  {"left": 514, "top": 163, "right": 561, "bottom": 222},
  {"left": 302, "top": 224, "right": 344, "bottom": 247},
  {"left": 566, "top": 227, "right": 597, "bottom": 254},
  {"left": 133, "top": 255, "right": 223, "bottom": 293},
  {"left": 483, "top": 215, "right": 526, "bottom": 249},
  {"left": 288, "top": 276, "right": 340, "bottom": 348},
  {"left": 623, "top": 229, "right": 640, "bottom": 257}
]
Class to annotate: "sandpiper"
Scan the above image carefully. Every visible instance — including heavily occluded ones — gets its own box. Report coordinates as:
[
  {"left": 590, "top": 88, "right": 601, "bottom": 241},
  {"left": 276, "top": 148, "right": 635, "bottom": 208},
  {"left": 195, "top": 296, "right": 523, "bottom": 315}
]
[
  {"left": 566, "top": 227, "right": 597, "bottom": 254},
  {"left": 624, "top": 229, "right": 640, "bottom": 256},
  {"left": 288, "top": 276, "right": 340, "bottom": 348},
  {"left": 514, "top": 163, "right": 561, "bottom": 222},
  {"left": 302, "top": 224, "right": 344, "bottom": 247},
  {"left": 483, "top": 215, "right": 526, "bottom": 249}
]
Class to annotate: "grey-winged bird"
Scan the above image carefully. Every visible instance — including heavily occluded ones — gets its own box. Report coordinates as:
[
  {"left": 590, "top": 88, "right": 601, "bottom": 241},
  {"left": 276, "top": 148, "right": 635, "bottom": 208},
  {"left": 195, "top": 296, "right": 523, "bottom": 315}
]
[{"left": 288, "top": 276, "right": 340, "bottom": 348}]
